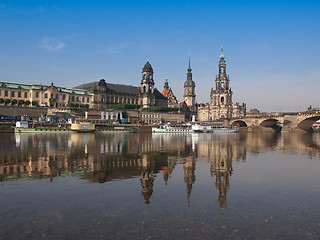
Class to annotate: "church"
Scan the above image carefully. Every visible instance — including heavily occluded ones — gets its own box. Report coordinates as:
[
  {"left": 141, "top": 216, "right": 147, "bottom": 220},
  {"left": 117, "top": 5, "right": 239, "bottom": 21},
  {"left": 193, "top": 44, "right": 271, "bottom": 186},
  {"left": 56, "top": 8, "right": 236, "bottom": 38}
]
[{"left": 198, "top": 47, "right": 246, "bottom": 121}]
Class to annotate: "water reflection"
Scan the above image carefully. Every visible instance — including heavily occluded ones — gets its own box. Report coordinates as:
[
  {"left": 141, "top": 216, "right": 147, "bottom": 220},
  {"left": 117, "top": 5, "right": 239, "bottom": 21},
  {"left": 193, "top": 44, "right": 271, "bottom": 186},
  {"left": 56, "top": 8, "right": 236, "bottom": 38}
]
[{"left": 1, "top": 132, "right": 320, "bottom": 210}]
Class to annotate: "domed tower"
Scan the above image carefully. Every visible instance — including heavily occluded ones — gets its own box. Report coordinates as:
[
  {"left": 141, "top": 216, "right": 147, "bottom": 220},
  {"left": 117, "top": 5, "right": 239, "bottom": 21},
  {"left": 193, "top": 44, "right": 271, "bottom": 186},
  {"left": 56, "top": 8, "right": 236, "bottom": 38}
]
[
  {"left": 183, "top": 56, "right": 196, "bottom": 107},
  {"left": 140, "top": 59, "right": 155, "bottom": 108}
]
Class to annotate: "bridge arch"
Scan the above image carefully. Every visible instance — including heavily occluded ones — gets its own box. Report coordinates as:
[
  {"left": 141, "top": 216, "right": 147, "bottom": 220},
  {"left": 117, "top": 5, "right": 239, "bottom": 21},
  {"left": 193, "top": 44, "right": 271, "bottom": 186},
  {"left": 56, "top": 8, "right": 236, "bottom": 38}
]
[
  {"left": 231, "top": 120, "right": 247, "bottom": 127},
  {"left": 297, "top": 116, "right": 320, "bottom": 132},
  {"left": 259, "top": 119, "right": 281, "bottom": 128},
  {"left": 259, "top": 118, "right": 282, "bottom": 132}
]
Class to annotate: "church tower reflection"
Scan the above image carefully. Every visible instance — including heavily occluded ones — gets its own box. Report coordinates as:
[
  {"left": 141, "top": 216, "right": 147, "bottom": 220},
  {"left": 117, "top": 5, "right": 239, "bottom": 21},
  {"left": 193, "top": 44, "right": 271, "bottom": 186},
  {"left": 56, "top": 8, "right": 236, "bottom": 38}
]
[
  {"left": 184, "top": 156, "right": 196, "bottom": 204},
  {"left": 210, "top": 142, "right": 233, "bottom": 211},
  {"left": 140, "top": 155, "right": 155, "bottom": 205}
]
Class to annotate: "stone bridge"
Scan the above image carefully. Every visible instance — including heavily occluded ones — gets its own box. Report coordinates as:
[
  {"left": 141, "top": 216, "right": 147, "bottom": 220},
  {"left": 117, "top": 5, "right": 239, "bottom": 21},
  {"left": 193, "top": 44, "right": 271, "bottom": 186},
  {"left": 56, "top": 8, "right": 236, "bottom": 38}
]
[{"left": 226, "top": 112, "right": 320, "bottom": 132}]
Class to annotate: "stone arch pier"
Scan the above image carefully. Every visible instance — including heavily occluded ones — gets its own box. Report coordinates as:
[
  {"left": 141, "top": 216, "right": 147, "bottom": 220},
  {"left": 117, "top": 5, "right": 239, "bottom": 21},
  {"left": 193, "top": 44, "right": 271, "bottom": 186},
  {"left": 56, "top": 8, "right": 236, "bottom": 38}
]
[{"left": 228, "top": 112, "right": 320, "bottom": 132}]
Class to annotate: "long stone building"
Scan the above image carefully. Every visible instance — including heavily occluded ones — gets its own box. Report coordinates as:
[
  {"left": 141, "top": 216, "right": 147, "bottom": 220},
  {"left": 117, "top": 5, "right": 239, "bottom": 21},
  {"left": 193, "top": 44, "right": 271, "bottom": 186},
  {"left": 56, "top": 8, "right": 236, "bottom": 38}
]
[
  {"left": 198, "top": 47, "right": 246, "bottom": 121},
  {"left": 0, "top": 81, "right": 93, "bottom": 108},
  {"left": 75, "top": 79, "right": 140, "bottom": 110}
]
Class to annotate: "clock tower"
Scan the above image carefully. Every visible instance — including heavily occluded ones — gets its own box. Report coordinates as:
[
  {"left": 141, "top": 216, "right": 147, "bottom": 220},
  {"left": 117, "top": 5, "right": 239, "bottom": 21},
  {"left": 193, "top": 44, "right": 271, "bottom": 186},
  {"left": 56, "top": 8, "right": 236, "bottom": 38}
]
[{"left": 183, "top": 56, "right": 196, "bottom": 108}]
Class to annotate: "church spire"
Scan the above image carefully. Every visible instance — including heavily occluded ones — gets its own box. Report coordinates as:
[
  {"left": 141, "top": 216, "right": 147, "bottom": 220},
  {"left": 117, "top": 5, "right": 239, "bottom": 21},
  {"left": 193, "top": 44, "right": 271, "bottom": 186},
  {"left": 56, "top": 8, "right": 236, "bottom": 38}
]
[
  {"left": 164, "top": 78, "right": 169, "bottom": 89},
  {"left": 220, "top": 45, "right": 225, "bottom": 60},
  {"left": 187, "top": 54, "right": 192, "bottom": 75}
]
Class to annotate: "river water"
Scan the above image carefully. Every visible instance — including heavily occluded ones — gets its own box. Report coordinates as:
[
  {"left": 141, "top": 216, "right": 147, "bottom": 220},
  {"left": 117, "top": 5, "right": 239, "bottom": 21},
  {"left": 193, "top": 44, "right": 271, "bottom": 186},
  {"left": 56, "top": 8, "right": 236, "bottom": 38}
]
[{"left": 1, "top": 131, "right": 320, "bottom": 240}]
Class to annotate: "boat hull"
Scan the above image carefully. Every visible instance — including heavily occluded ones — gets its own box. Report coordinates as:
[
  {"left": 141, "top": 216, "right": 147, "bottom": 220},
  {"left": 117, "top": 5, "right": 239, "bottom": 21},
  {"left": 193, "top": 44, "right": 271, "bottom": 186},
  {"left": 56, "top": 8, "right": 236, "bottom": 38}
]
[
  {"left": 14, "top": 128, "right": 71, "bottom": 133},
  {"left": 152, "top": 127, "right": 193, "bottom": 133},
  {"left": 71, "top": 123, "right": 95, "bottom": 133}
]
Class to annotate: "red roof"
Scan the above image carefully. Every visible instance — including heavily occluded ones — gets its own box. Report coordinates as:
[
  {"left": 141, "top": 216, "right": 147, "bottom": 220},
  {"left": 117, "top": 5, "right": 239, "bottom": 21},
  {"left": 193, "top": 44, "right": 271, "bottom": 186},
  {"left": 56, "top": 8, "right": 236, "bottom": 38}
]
[{"left": 161, "top": 88, "right": 170, "bottom": 97}]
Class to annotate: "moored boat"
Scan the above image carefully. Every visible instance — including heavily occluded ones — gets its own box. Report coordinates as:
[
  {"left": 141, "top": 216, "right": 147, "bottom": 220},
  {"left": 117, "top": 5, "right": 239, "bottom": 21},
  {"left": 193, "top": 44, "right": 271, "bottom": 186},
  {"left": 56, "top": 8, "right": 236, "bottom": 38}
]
[
  {"left": 312, "top": 120, "right": 320, "bottom": 133},
  {"left": 212, "top": 125, "right": 238, "bottom": 133},
  {"left": 14, "top": 121, "right": 71, "bottom": 133},
  {"left": 191, "top": 124, "right": 212, "bottom": 133},
  {"left": 152, "top": 124, "right": 193, "bottom": 133},
  {"left": 152, "top": 123, "right": 238, "bottom": 134}
]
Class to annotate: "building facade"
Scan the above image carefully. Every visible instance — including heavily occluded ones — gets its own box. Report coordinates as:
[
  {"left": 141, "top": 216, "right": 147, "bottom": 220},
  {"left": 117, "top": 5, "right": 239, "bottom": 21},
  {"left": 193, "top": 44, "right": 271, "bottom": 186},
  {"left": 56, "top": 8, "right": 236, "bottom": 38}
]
[
  {"left": 76, "top": 79, "right": 140, "bottom": 109},
  {"left": 0, "top": 81, "right": 93, "bottom": 108},
  {"left": 198, "top": 48, "right": 246, "bottom": 121}
]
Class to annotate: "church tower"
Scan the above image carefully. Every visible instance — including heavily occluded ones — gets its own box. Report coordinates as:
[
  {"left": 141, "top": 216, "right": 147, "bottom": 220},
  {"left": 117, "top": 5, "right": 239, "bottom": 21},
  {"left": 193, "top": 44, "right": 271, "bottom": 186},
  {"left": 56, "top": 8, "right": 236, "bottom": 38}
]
[
  {"left": 184, "top": 56, "right": 196, "bottom": 108},
  {"left": 210, "top": 47, "right": 233, "bottom": 119},
  {"left": 139, "top": 60, "right": 155, "bottom": 108}
]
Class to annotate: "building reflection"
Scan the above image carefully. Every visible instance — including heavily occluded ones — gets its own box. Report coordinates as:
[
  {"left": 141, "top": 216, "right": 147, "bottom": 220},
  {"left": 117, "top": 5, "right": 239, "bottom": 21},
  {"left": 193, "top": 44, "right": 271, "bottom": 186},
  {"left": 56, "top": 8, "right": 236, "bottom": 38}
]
[
  {"left": 1, "top": 131, "right": 320, "bottom": 208},
  {"left": 184, "top": 156, "right": 196, "bottom": 205},
  {"left": 140, "top": 155, "right": 155, "bottom": 205}
]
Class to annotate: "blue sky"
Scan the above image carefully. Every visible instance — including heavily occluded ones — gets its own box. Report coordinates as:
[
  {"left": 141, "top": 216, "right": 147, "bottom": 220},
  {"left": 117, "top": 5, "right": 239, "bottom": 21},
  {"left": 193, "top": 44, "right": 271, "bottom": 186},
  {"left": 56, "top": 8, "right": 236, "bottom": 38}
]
[{"left": 0, "top": 0, "right": 319, "bottom": 112}]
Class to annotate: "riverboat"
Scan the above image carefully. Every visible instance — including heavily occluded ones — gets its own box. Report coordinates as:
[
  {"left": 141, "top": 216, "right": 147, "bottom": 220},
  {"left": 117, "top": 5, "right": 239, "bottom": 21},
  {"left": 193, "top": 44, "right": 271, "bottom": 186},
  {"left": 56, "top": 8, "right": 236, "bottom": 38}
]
[
  {"left": 152, "top": 123, "right": 238, "bottom": 134},
  {"left": 211, "top": 125, "right": 239, "bottom": 133},
  {"left": 191, "top": 124, "right": 212, "bottom": 133},
  {"left": 152, "top": 124, "right": 193, "bottom": 133},
  {"left": 14, "top": 121, "right": 71, "bottom": 133},
  {"left": 312, "top": 120, "right": 320, "bottom": 133}
]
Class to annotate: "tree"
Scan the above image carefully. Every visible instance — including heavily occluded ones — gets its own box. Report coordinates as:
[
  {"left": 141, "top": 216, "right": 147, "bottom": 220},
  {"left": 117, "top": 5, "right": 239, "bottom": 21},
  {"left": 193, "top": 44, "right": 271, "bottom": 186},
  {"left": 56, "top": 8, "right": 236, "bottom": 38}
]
[
  {"left": 142, "top": 106, "right": 179, "bottom": 112},
  {"left": 32, "top": 101, "right": 37, "bottom": 106},
  {"left": 18, "top": 99, "right": 25, "bottom": 106},
  {"left": 80, "top": 104, "right": 85, "bottom": 108},
  {"left": 0, "top": 98, "right": 4, "bottom": 104},
  {"left": 75, "top": 103, "right": 79, "bottom": 108},
  {"left": 5, "top": 99, "right": 11, "bottom": 105},
  {"left": 107, "top": 104, "right": 140, "bottom": 109},
  {"left": 84, "top": 104, "right": 89, "bottom": 108},
  {"left": 68, "top": 103, "right": 74, "bottom": 108},
  {"left": 11, "top": 99, "right": 17, "bottom": 105},
  {"left": 25, "top": 100, "right": 31, "bottom": 106}
]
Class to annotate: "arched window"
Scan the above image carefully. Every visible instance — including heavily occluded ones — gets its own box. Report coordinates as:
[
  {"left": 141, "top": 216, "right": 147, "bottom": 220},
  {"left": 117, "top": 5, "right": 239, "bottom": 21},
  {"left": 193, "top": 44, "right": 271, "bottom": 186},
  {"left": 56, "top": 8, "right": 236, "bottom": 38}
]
[
  {"left": 221, "top": 96, "right": 224, "bottom": 104},
  {"left": 143, "top": 74, "right": 146, "bottom": 80},
  {"left": 143, "top": 86, "right": 146, "bottom": 93},
  {"left": 221, "top": 82, "right": 224, "bottom": 89}
]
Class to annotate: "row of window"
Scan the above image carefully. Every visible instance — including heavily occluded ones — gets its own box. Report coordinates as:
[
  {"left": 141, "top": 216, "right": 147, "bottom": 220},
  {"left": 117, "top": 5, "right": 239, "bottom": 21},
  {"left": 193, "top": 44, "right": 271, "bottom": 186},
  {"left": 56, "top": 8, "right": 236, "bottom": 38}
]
[
  {"left": 143, "top": 74, "right": 152, "bottom": 80},
  {"left": 142, "top": 114, "right": 161, "bottom": 119},
  {"left": 45, "top": 93, "right": 90, "bottom": 103},
  {"left": 0, "top": 90, "right": 90, "bottom": 103},
  {"left": 0, "top": 90, "right": 28, "bottom": 98},
  {"left": 101, "top": 97, "right": 138, "bottom": 104}
]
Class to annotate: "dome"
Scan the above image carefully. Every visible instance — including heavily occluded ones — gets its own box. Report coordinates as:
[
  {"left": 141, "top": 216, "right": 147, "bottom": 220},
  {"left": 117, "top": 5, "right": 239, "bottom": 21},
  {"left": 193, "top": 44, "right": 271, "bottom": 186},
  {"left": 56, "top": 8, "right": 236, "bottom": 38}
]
[{"left": 142, "top": 60, "right": 153, "bottom": 72}]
